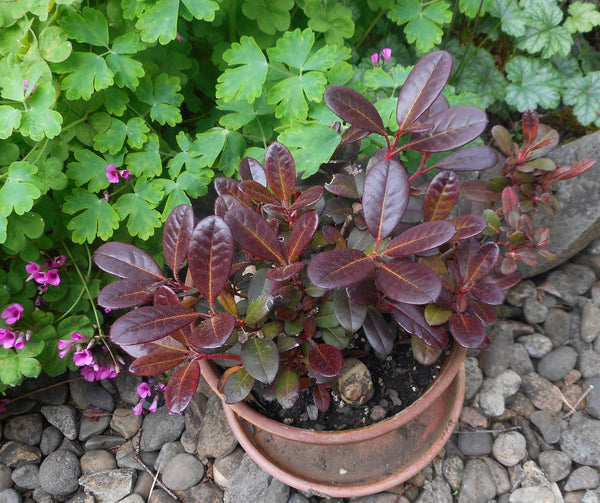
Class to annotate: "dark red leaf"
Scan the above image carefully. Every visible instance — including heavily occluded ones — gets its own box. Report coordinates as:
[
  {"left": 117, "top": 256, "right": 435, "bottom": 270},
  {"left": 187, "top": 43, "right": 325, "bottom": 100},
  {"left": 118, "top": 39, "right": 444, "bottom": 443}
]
[
  {"left": 363, "top": 159, "right": 409, "bottom": 240},
  {"left": 376, "top": 260, "right": 442, "bottom": 304},
  {"left": 221, "top": 367, "right": 255, "bottom": 404},
  {"left": 97, "top": 278, "right": 155, "bottom": 309},
  {"left": 307, "top": 248, "right": 375, "bottom": 289},
  {"left": 424, "top": 170, "right": 460, "bottom": 221},
  {"left": 409, "top": 106, "right": 488, "bottom": 153},
  {"left": 265, "top": 262, "right": 304, "bottom": 281},
  {"left": 323, "top": 198, "right": 352, "bottom": 224},
  {"left": 324, "top": 173, "right": 359, "bottom": 198},
  {"left": 163, "top": 204, "right": 194, "bottom": 278},
  {"left": 110, "top": 305, "right": 201, "bottom": 346},
  {"left": 153, "top": 285, "right": 180, "bottom": 305},
  {"left": 469, "top": 282, "right": 505, "bottom": 305},
  {"left": 460, "top": 180, "right": 501, "bottom": 203},
  {"left": 346, "top": 279, "right": 380, "bottom": 305},
  {"left": 522, "top": 109, "right": 539, "bottom": 146},
  {"left": 164, "top": 360, "right": 201, "bottom": 414},
  {"left": 340, "top": 124, "right": 370, "bottom": 146},
  {"left": 288, "top": 186, "right": 323, "bottom": 212},
  {"left": 287, "top": 209, "right": 319, "bottom": 262},
  {"left": 396, "top": 50, "right": 453, "bottom": 130},
  {"left": 264, "top": 142, "right": 296, "bottom": 204},
  {"left": 129, "top": 349, "right": 186, "bottom": 376},
  {"left": 239, "top": 180, "right": 278, "bottom": 204},
  {"left": 433, "top": 146, "right": 499, "bottom": 172},
  {"left": 417, "top": 94, "right": 449, "bottom": 122},
  {"left": 449, "top": 214, "right": 487, "bottom": 240},
  {"left": 241, "top": 338, "right": 279, "bottom": 384},
  {"left": 449, "top": 313, "right": 490, "bottom": 349},
  {"left": 224, "top": 206, "right": 284, "bottom": 264},
  {"left": 468, "top": 299, "right": 498, "bottom": 324},
  {"left": 313, "top": 382, "right": 331, "bottom": 412},
  {"left": 411, "top": 335, "right": 444, "bottom": 365},
  {"left": 362, "top": 310, "right": 395, "bottom": 356},
  {"left": 275, "top": 367, "right": 300, "bottom": 409},
  {"left": 333, "top": 289, "right": 367, "bottom": 332},
  {"left": 482, "top": 271, "right": 522, "bottom": 291},
  {"left": 466, "top": 242, "right": 500, "bottom": 283},
  {"left": 239, "top": 157, "right": 267, "bottom": 186},
  {"left": 213, "top": 177, "right": 253, "bottom": 208},
  {"left": 190, "top": 312, "right": 236, "bottom": 349},
  {"left": 308, "top": 344, "right": 344, "bottom": 378},
  {"left": 324, "top": 86, "right": 386, "bottom": 136},
  {"left": 94, "top": 242, "right": 164, "bottom": 282},
  {"left": 188, "top": 216, "right": 234, "bottom": 303},
  {"left": 322, "top": 225, "right": 346, "bottom": 247},
  {"left": 391, "top": 303, "right": 449, "bottom": 349},
  {"left": 384, "top": 221, "right": 456, "bottom": 257},
  {"left": 214, "top": 194, "right": 243, "bottom": 217}
]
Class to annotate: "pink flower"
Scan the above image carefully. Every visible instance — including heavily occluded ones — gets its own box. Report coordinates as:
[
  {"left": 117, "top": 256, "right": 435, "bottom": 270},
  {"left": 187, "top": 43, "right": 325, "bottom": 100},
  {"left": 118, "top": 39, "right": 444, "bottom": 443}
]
[
  {"left": 0, "top": 399, "right": 9, "bottom": 414},
  {"left": 371, "top": 53, "right": 379, "bottom": 66},
  {"left": 80, "top": 366, "right": 97, "bottom": 382},
  {"left": 13, "top": 333, "right": 25, "bottom": 350},
  {"left": 132, "top": 399, "right": 145, "bottom": 416},
  {"left": 0, "top": 329, "right": 16, "bottom": 349},
  {"left": 106, "top": 164, "right": 120, "bottom": 183},
  {"left": 45, "top": 270, "right": 60, "bottom": 286},
  {"left": 381, "top": 48, "right": 392, "bottom": 63},
  {"left": 1, "top": 303, "right": 24, "bottom": 325},
  {"left": 53, "top": 255, "right": 67, "bottom": 267},
  {"left": 137, "top": 382, "right": 152, "bottom": 398},
  {"left": 148, "top": 395, "right": 159, "bottom": 412},
  {"left": 73, "top": 349, "right": 95, "bottom": 367},
  {"left": 25, "top": 262, "right": 41, "bottom": 276},
  {"left": 119, "top": 169, "right": 130, "bottom": 179},
  {"left": 72, "top": 332, "right": 87, "bottom": 341}
]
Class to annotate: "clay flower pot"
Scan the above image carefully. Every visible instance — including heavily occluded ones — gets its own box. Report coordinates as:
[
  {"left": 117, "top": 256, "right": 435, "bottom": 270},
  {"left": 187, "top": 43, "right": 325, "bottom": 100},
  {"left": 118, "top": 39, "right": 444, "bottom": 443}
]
[{"left": 199, "top": 343, "right": 467, "bottom": 498}]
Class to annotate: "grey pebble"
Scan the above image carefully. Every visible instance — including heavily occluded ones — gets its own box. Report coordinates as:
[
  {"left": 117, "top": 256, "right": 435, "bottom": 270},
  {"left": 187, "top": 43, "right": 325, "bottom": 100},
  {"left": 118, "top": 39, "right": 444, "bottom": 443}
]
[
  {"left": 154, "top": 441, "right": 184, "bottom": 473},
  {"left": 492, "top": 431, "right": 527, "bottom": 467},
  {"left": 582, "top": 301, "right": 600, "bottom": 342},
  {"left": 110, "top": 407, "right": 142, "bottom": 439},
  {"left": 457, "top": 459, "right": 496, "bottom": 503},
  {"left": 161, "top": 453, "right": 204, "bottom": 491},
  {"left": 518, "top": 334, "right": 553, "bottom": 358},
  {"left": 580, "top": 350, "right": 600, "bottom": 379},
  {"left": 79, "top": 468, "right": 137, "bottom": 502},
  {"left": 481, "top": 322, "right": 514, "bottom": 378},
  {"left": 583, "top": 489, "right": 600, "bottom": 503},
  {"left": 523, "top": 297, "right": 548, "bottom": 324},
  {"left": 0, "top": 442, "right": 41, "bottom": 468},
  {"left": 506, "top": 281, "right": 537, "bottom": 307},
  {"left": 78, "top": 415, "right": 111, "bottom": 442},
  {"left": 565, "top": 466, "right": 600, "bottom": 491},
  {"left": 561, "top": 412, "right": 600, "bottom": 465},
  {"left": 10, "top": 464, "right": 39, "bottom": 490},
  {"left": 196, "top": 395, "right": 238, "bottom": 459},
  {"left": 508, "top": 486, "right": 555, "bottom": 502},
  {"left": 543, "top": 308, "right": 572, "bottom": 347},
  {"left": 537, "top": 346, "right": 578, "bottom": 382},
  {"left": 538, "top": 450, "right": 572, "bottom": 482},
  {"left": 0, "top": 464, "right": 11, "bottom": 491},
  {"left": 510, "top": 344, "right": 535, "bottom": 376},
  {"left": 80, "top": 450, "right": 116, "bottom": 476},
  {"left": 464, "top": 357, "right": 483, "bottom": 400},
  {"left": 584, "top": 376, "right": 600, "bottom": 419},
  {"left": 224, "top": 454, "right": 289, "bottom": 503},
  {"left": 0, "top": 489, "right": 21, "bottom": 503},
  {"left": 40, "top": 406, "right": 78, "bottom": 441},
  {"left": 182, "top": 483, "right": 224, "bottom": 503},
  {"left": 83, "top": 435, "right": 125, "bottom": 450},
  {"left": 69, "top": 379, "right": 115, "bottom": 412},
  {"left": 213, "top": 447, "right": 245, "bottom": 488},
  {"left": 442, "top": 456, "right": 463, "bottom": 491},
  {"left": 530, "top": 410, "right": 564, "bottom": 444},
  {"left": 458, "top": 430, "right": 493, "bottom": 456},
  {"left": 39, "top": 426, "right": 63, "bottom": 456},
  {"left": 484, "top": 457, "right": 511, "bottom": 495},
  {"left": 3, "top": 414, "right": 43, "bottom": 446},
  {"left": 38, "top": 450, "right": 80, "bottom": 496},
  {"left": 139, "top": 407, "right": 185, "bottom": 452}
]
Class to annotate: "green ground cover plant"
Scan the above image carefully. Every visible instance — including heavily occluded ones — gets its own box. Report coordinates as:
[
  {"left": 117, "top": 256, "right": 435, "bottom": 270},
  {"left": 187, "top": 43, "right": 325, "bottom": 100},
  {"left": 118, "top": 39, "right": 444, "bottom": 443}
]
[{"left": 0, "top": 0, "right": 599, "bottom": 392}]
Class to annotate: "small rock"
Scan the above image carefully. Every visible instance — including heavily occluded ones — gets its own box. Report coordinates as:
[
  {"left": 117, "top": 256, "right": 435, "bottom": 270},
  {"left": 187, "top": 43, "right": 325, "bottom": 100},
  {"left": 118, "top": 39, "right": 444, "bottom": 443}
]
[
  {"left": 78, "top": 469, "right": 137, "bottom": 502},
  {"left": 336, "top": 358, "right": 374, "bottom": 406},
  {"left": 11, "top": 464, "right": 39, "bottom": 490},
  {"left": 69, "top": 379, "right": 115, "bottom": 412},
  {"left": 59, "top": 437, "right": 84, "bottom": 457},
  {"left": 458, "top": 430, "right": 493, "bottom": 456},
  {"left": 442, "top": 456, "right": 463, "bottom": 491},
  {"left": 484, "top": 457, "right": 511, "bottom": 494},
  {"left": 565, "top": 466, "right": 600, "bottom": 491},
  {"left": 40, "top": 406, "right": 78, "bottom": 441},
  {"left": 115, "top": 440, "right": 157, "bottom": 471},
  {"left": 3, "top": 414, "right": 43, "bottom": 446},
  {"left": 196, "top": 395, "right": 238, "bottom": 459},
  {"left": 118, "top": 495, "right": 146, "bottom": 503},
  {"left": 161, "top": 453, "right": 204, "bottom": 491},
  {"left": 537, "top": 346, "right": 578, "bottom": 382},
  {"left": 584, "top": 376, "right": 600, "bottom": 419},
  {"left": 148, "top": 488, "right": 177, "bottom": 502},
  {"left": 506, "top": 281, "right": 537, "bottom": 307},
  {"left": 507, "top": 393, "right": 536, "bottom": 418},
  {"left": 181, "top": 391, "right": 207, "bottom": 452},
  {"left": 464, "top": 357, "right": 483, "bottom": 401},
  {"left": 39, "top": 426, "right": 63, "bottom": 456},
  {"left": 154, "top": 442, "right": 184, "bottom": 473},
  {"left": 508, "top": 486, "right": 555, "bottom": 502},
  {"left": 510, "top": 344, "right": 535, "bottom": 376},
  {"left": 457, "top": 459, "right": 496, "bottom": 503},
  {"left": 38, "top": 450, "right": 81, "bottom": 496},
  {"left": 0, "top": 442, "right": 41, "bottom": 468},
  {"left": 182, "top": 483, "right": 224, "bottom": 503},
  {"left": 481, "top": 322, "right": 514, "bottom": 378},
  {"left": 0, "top": 464, "right": 12, "bottom": 490},
  {"left": 415, "top": 476, "right": 452, "bottom": 503},
  {"left": 288, "top": 494, "right": 311, "bottom": 503},
  {"left": 496, "top": 369, "right": 522, "bottom": 398},
  {"left": 561, "top": 412, "right": 600, "bottom": 465},
  {"left": 538, "top": 450, "right": 572, "bottom": 482},
  {"left": 78, "top": 415, "right": 111, "bottom": 442},
  {"left": 113, "top": 372, "right": 143, "bottom": 406},
  {"left": 582, "top": 301, "right": 600, "bottom": 343},
  {"left": 530, "top": 410, "right": 564, "bottom": 444},
  {"left": 350, "top": 494, "right": 400, "bottom": 503},
  {"left": 0, "top": 489, "right": 21, "bottom": 503},
  {"left": 110, "top": 407, "right": 142, "bottom": 439},
  {"left": 580, "top": 350, "right": 600, "bottom": 379},
  {"left": 80, "top": 450, "right": 117, "bottom": 476},
  {"left": 518, "top": 334, "right": 553, "bottom": 358},
  {"left": 565, "top": 264, "right": 598, "bottom": 295},
  {"left": 582, "top": 489, "right": 600, "bottom": 503},
  {"left": 213, "top": 448, "right": 245, "bottom": 488},
  {"left": 83, "top": 435, "right": 126, "bottom": 450},
  {"left": 521, "top": 373, "right": 563, "bottom": 414},
  {"left": 139, "top": 407, "right": 186, "bottom": 452},
  {"left": 544, "top": 309, "right": 573, "bottom": 347},
  {"left": 459, "top": 407, "right": 487, "bottom": 429},
  {"left": 492, "top": 431, "right": 527, "bottom": 467},
  {"left": 223, "top": 454, "right": 289, "bottom": 503},
  {"left": 32, "top": 487, "right": 53, "bottom": 503},
  {"left": 370, "top": 406, "right": 386, "bottom": 422},
  {"left": 479, "top": 378, "right": 505, "bottom": 417},
  {"left": 523, "top": 297, "right": 549, "bottom": 324}
]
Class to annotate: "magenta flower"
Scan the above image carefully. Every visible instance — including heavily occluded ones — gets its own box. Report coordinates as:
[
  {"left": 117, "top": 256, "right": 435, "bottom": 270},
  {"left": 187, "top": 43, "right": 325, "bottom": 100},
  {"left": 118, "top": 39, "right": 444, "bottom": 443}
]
[
  {"left": 137, "top": 382, "right": 152, "bottom": 398},
  {"left": 132, "top": 399, "right": 145, "bottom": 416},
  {"left": 119, "top": 169, "right": 130, "bottom": 179},
  {"left": 25, "top": 262, "right": 41, "bottom": 277},
  {"left": 148, "top": 395, "right": 159, "bottom": 412},
  {"left": 0, "top": 329, "right": 15, "bottom": 349},
  {"left": 1, "top": 303, "right": 24, "bottom": 325},
  {"left": 13, "top": 333, "right": 25, "bottom": 350},
  {"left": 45, "top": 269, "right": 60, "bottom": 286},
  {"left": 73, "top": 348, "right": 95, "bottom": 367},
  {"left": 381, "top": 48, "right": 392, "bottom": 63},
  {"left": 0, "top": 398, "right": 9, "bottom": 414},
  {"left": 106, "top": 164, "right": 120, "bottom": 183},
  {"left": 370, "top": 53, "right": 379, "bottom": 66}
]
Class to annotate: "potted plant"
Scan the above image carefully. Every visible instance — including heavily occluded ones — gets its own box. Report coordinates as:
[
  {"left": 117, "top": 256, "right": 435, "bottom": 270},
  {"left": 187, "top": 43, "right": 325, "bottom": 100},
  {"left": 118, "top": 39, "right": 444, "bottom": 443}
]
[{"left": 92, "top": 50, "right": 595, "bottom": 497}]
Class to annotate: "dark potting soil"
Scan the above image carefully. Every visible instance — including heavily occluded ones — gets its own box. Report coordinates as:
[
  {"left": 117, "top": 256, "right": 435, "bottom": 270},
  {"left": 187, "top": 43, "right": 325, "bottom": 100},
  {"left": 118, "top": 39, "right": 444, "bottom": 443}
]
[{"left": 251, "top": 341, "right": 447, "bottom": 431}]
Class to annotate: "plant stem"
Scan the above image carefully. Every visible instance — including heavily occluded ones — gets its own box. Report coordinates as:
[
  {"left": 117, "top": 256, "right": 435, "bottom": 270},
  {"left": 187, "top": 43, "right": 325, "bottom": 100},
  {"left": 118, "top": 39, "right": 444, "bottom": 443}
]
[{"left": 356, "top": 9, "right": 385, "bottom": 49}]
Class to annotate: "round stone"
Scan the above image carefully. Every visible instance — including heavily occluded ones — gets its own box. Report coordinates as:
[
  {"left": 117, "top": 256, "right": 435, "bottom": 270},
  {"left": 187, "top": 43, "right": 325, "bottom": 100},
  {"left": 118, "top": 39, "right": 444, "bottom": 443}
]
[
  {"left": 492, "top": 431, "right": 527, "bottom": 467},
  {"left": 38, "top": 450, "right": 81, "bottom": 495},
  {"left": 3, "top": 414, "right": 43, "bottom": 446},
  {"left": 538, "top": 450, "right": 571, "bottom": 482},
  {"left": 11, "top": 463, "right": 39, "bottom": 490},
  {"left": 336, "top": 358, "right": 374, "bottom": 406},
  {"left": 161, "top": 453, "right": 204, "bottom": 491},
  {"left": 518, "top": 334, "right": 553, "bottom": 358},
  {"left": 508, "top": 486, "right": 554, "bottom": 503},
  {"left": 537, "top": 346, "right": 578, "bottom": 382},
  {"left": 80, "top": 450, "right": 117, "bottom": 475},
  {"left": 564, "top": 466, "right": 600, "bottom": 491},
  {"left": 523, "top": 297, "right": 548, "bottom": 324}
]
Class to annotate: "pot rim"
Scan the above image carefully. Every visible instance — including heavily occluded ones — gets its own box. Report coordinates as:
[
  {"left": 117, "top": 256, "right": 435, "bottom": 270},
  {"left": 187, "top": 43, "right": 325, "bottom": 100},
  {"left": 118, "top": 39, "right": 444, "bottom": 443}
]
[{"left": 200, "top": 342, "right": 467, "bottom": 444}]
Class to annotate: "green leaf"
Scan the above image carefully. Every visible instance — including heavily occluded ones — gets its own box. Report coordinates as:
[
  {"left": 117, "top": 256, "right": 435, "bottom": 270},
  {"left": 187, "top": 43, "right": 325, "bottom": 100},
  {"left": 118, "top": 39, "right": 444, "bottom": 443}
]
[
  {"left": 126, "top": 117, "right": 150, "bottom": 149},
  {"left": 269, "top": 71, "right": 326, "bottom": 121},
  {"left": 242, "top": 0, "right": 293, "bottom": 34},
  {"left": 168, "top": 129, "right": 225, "bottom": 177},
  {"left": 111, "top": 32, "right": 146, "bottom": 54},
  {"left": 491, "top": 0, "right": 527, "bottom": 38},
  {"left": 505, "top": 56, "right": 561, "bottom": 111},
  {"left": 66, "top": 149, "right": 112, "bottom": 192},
  {"left": 102, "top": 87, "right": 129, "bottom": 116},
  {"left": 0, "top": 1, "right": 29, "bottom": 27},
  {"left": 114, "top": 178, "right": 163, "bottom": 239},
  {"left": 0, "top": 162, "right": 41, "bottom": 217},
  {"left": 216, "top": 36, "right": 268, "bottom": 104},
  {"left": 58, "top": 7, "right": 109, "bottom": 47},
  {"left": 182, "top": 0, "right": 219, "bottom": 20},
  {"left": 18, "top": 357, "right": 42, "bottom": 378},
  {"left": 301, "top": 0, "right": 355, "bottom": 46},
  {"left": 94, "top": 119, "right": 127, "bottom": 154},
  {"left": 106, "top": 53, "right": 144, "bottom": 91},
  {"left": 241, "top": 338, "right": 279, "bottom": 384},
  {"left": 39, "top": 157, "right": 68, "bottom": 190},
  {"left": 0, "top": 106, "right": 21, "bottom": 139},
  {"left": 564, "top": 1, "right": 600, "bottom": 33},
  {"left": 563, "top": 72, "right": 600, "bottom": 127},
  {"left": 63, "top": 189, "right": 120, "bottom": 243},
  {"left": 0, "top": 214, "right": 6, "bottom": 243},
  {"left": 453, "top": 48, "right": 507, "bottom": 107},
  {"left": 218, "top": 131, "right": 246, "bottom": 177},
  {"left": 459, "top": 0, "right": 492, "bottom": 17},
  {"left": 364, "top": 66, "right": 411, "bottom": 90},
  {"left": 19, "top": 82, "right": 63, "bottom": 141},
  {"left": 388, "top": 0, "right": 452, "bottom": 52},
  {"left": 125, "top": 133, "right": 162, "bottom": 177},
  {"left": 137, "top": 74, "right": 183, "bottom": 126},
  {"left": 278, "top": 123, "right": 340, "bottom": 178},
  {"left": 54, "top": 52, "right": 114, "bottom": 100},
  {"left": 517, "top": 0, "right": 572, "bottom": 58},
  {"left": 38, "top": 26, "right": 72, "bottom": 63},
  {"left": 0, "top": 59, "right": 25, "bottom": 101},
  {"left": 136, "top": 0, "right": 179, "bottom": 44}
]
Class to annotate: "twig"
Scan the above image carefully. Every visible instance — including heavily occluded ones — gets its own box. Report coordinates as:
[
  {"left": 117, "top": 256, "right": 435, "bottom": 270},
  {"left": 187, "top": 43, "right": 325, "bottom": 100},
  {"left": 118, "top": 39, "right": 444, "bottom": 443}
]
[
  {"left": 454, "top": 426, "right": 521, "bottom": 434},
  {"left": 563, "top": 385, "right": 594, "bottom": 419},
  {"left": 133, "top": 429, "right": 180, "bottom": 501}
]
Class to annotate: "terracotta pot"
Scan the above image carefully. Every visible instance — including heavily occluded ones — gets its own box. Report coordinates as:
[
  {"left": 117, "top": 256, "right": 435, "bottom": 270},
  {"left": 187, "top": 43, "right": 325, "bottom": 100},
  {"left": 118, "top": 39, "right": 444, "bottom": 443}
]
[{"left": 200, "top": 343, "right": 466, "bottom": 498}]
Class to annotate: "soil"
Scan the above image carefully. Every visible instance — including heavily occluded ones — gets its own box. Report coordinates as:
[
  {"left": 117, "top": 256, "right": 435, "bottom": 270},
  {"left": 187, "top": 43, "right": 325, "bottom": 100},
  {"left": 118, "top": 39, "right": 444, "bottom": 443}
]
[{"left": 251, "top": 340, "right": 447, "bottom": 431}]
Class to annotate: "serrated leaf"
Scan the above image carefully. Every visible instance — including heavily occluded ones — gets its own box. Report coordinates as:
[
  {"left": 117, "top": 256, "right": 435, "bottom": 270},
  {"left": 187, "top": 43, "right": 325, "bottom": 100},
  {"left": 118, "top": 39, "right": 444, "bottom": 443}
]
[
  {"left": 137, "top": 74, "right": 183, "bottom": 126},
  {"left": 125, "top": 118, "right": 149, "bottom": 149},
  {"left": 54, "top": 52, "right": 114, "bottom": 100},
  {"left": 452, "top": 48, "right": 507, "bottom": 108},
  {"left": 66, "top": 149, "right": 112, "bottom": 192},
  {"left": 136, "top": 0, "right": 179, "bottom": 44},
  {"left": 564, "top": 1, "right": 600, "bottom": 33},
  {"left": 517, "top": 0, "right": 571, "bottom": 58},
  {"left": 0, "top": 106, "right": 21, "bottom": 139},
  {"left": 114, "top": 179, "right": 164, "bottom": 240},
  {"left": 164, "top": 360, "right": 201, "bottom": 414},
  {"left": 58, "top": 7, "right": 109, "bottom": 47},
  {"left": 216, "top": 36, "right": 268, "bottom": 104},
  {"left": 182, "top": 0, "right": 219, "bottom": 20},
  {"left": 389, "top": 0, "right": 452, "bottom": 52},
  {"left": 102, "top": 87, "right": 129, "bottom": 116},
  {"left": 63, "top": 189, "right": 120, "bottom": 243},
  {"left": 505, "top": 57, "right": 561, "bottom": 111},
  {"left": 94, "top": 119, "right": 127, "bottom": 154},
  {"left": 563, "top": 72, "right": 600, "bottom": 127},
  {"left": 0, "top": 162, "right": 41, "bottom": 217},
  {"left": 125, "top": 134, "right": 162, "bottom": 177},
  {"left": 106, "top": 52, "right": 144, "bottom": 91},
  {"left": 18, "top": 83, "right": 62, "bottom": 141},
  {"left": 302, "top": 0, "right": 354, "bottom": 45},
  {"left": 492, "top": 0, "right": 527, "bottom": 37},
  {"left": 242, "top": 0, "right": 293, "bottom": 34},
  {"left": 241, "top": 338, "right": 279, "bottom": 384},
  {"left": 459, "top": 0, "right": 492, "bottom": 17}
]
